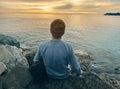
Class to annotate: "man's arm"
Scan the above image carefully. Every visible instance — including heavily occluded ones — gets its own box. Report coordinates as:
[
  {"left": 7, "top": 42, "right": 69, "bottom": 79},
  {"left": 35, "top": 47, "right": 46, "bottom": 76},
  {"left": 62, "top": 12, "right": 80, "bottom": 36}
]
[
  {"left": 69, "top": 45, "right": 81, "bottom": 75},
  {"left": 33, "top": 46, "right": 42, "bottom": 62}
]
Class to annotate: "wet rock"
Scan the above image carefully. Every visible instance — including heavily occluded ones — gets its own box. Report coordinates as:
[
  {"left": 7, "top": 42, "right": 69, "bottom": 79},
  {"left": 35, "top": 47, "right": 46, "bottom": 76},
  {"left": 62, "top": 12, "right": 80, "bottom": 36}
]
[
  {"left": 0, "top": 62, "right": 7, "bottom": 75},
  {"left": 75, "top": 50, "right": 92, "bottom": 71},
  {"left": 0, "top": 34, "right": 20, "bottom": 48},
  {"left": 0, "top": 45, "right": 28, "bottom": 70}
]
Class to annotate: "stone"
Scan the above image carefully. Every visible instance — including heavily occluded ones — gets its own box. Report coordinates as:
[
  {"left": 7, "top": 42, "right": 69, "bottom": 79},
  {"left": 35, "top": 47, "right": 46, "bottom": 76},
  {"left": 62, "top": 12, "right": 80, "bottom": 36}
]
[
  {"left": 99, "top": 73, "right": 120, "bottom": 89},
  {"left": 25, "top": 49, "right": 36, "bottom": 66},
  {"left": 27, "top": 72, "right": 114, "bottom": 89},
  {"left": 0, "top": 76, "right": 3, "bottom": 89},
  {"left": 75, "top": 50, "right": 92, "bottom": 71},
  {"left": 0, "top": 34, "right": 20, "bottom": 48},
  {"left": 1, "top": 50, "right": 115, "bottom": 89},
  {"left": 0, "top": 62, "right": 7, "bottom": 75},
  {"left": 2, "top": 65, "right": 32, "bottom": 89},
  {"left": 2, "top": 68, "right": 114, "bottom": 89},
  {"left": 0, "top": 45, "right": 28, "bottom": 70}
]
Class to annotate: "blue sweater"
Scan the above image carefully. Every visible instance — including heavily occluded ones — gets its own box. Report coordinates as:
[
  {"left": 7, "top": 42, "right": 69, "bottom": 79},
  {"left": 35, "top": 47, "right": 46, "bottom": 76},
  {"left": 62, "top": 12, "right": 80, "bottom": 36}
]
[{"left": 33, "top": 39, "right": 81, "bottom": 79}]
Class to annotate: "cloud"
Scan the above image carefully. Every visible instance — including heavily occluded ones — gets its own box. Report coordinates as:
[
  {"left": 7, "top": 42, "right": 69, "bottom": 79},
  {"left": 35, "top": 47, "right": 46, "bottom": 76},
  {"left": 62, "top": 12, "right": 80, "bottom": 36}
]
[
  {"left": 1, "top": 0, "right": 120, "bottom": 3},
  {"left": 0, "top": 0, "right": 63, "bottom": 3},
  {"left": 79, "top": 4, "right": 100, "bottom": 9},
  {"left": 23, "top": 0, "right": 52, "bottom": 1},
  {"left": 54, "top": 4, "right": 73, "bottom": 9},
  {"left": 0, "top": 0, "right": 120, "bottom": 13},
  {"left": 96, "top": 0, "right": 120, "bottom": 2}
]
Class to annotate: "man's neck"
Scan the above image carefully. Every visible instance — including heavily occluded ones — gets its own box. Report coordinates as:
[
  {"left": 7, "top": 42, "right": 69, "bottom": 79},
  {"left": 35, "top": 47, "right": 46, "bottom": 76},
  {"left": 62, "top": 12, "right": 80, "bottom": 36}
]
[{"left": 52, "top": 37, "right": 61, "bottom": 41}]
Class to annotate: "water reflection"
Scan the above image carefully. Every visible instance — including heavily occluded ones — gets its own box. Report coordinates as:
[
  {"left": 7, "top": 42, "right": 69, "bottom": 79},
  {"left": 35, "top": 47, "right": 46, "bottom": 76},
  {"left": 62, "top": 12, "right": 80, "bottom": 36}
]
[{"left": 0, "top": 13, "right": 120, "bottom": 65}]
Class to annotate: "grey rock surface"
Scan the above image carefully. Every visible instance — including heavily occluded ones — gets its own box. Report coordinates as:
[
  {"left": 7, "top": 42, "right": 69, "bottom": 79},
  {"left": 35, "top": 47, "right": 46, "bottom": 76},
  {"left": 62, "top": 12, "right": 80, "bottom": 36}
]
[
  {"left": 75, "top": 50, "right": 92, "bottom": 71},
  {"left": 0, "top": 62, "right": 7, "bottom": 75},
  {"left": 2, "top": 65, "right": 32, "bottom": 89},
  {"left": 0, "top": 45, "right": 28, "bottom": 70},
  {"left": 0, "top": 34, "right": 20, "bottom": 48}
]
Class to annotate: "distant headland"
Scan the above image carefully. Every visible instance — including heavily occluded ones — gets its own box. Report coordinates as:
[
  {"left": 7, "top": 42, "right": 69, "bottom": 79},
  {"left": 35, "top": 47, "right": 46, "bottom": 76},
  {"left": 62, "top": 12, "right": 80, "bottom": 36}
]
[{"left": 104, "top": 12, "right": 120, "bottom": 16}]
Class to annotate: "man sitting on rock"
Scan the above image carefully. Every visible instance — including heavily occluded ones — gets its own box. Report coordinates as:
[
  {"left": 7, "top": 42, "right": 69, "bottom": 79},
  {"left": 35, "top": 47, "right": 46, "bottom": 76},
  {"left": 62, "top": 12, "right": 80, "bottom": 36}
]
[{"left": 33, "top": 19, "right": 82, "bottom": 81}]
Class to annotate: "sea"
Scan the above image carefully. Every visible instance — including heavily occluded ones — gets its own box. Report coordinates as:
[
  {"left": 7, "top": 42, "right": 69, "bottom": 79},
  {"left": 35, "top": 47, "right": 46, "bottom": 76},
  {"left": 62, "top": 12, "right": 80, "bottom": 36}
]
[{"left": 0, "top": 13, "right": 120, "bottom": 68}]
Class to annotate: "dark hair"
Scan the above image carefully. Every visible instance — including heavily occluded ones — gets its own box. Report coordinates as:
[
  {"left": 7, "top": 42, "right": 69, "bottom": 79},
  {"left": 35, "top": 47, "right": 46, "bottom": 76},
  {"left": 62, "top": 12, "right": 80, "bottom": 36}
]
[{"left": 50, "top": 19, "right": 65, "bottom": 39}]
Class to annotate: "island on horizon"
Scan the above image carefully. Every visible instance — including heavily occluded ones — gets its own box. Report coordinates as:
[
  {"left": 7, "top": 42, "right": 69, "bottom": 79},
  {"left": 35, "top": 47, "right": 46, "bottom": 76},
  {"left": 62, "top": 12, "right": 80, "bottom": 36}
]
[{"left": 104, "top": 12, "right": 120, "bottom": 16}]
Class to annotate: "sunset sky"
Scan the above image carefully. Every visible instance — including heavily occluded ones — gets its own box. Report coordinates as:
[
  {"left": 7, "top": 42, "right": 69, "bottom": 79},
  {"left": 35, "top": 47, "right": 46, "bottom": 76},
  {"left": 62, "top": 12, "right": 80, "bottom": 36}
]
[{"left": 0, "top": 0, "right": 120, "bottom": 14}]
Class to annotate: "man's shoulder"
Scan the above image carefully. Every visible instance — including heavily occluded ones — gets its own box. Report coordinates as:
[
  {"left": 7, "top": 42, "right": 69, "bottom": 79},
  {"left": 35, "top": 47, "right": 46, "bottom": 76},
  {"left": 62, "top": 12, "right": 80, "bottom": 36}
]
[
  {"left": 38, "top": 41, "right": 50, "bottom": 48},
  {"left": 61, "top": 41, "right": 73, "bottom": 50},
  {"left": 39, "top": 40, "right": 72, "bottom": 49},
  {"left": 62, "top": 41, "right": 72, "bottom": 47}
]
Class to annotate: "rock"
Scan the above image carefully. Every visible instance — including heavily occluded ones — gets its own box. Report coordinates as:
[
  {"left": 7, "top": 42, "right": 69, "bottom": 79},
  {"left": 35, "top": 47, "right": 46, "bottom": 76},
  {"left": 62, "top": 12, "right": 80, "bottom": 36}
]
[
  {"left": 1, "top": 50, "right": 115, "bottom": 89},
  {"left": 26, "top": 72, "right": 114, "bottom": 89},
  {"left": 2, "top": 67, "right": 114, "bottom": 89},
  {"left": 99, "top": 73, "right": 120, "bottom": 89},
  {"left": 0, "top": 76, "right": 3, "bottom": 89},
  {"left": 0, "top": 45, "right": 28, "bottom": 70},
  {"left": 75, "top": 50, "right": 92, "bottom": 71},
  {"left": 25, "top": 49, "right": 36, "bottom": 66},
  {"left": 0, "top": 34, "right": 20, "bottom": 48},
  {"left": 0, "top": 62, "right": 7, "bottom": 75},
  {"left": 2, "top": 65, "right": 32, "bottom": 89}
]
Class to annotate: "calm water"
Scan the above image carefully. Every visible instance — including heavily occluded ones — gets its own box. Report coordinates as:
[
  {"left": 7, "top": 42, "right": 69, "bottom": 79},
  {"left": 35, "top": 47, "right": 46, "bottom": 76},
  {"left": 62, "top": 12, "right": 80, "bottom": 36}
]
[{"left": 0, "top": 13, "right": 120, "bottom": 67}]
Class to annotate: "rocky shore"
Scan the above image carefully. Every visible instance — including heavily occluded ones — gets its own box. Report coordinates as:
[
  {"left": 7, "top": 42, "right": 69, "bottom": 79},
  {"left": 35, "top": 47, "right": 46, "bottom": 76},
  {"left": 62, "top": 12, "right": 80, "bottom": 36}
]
[{"left": 0, "top": 34, "right": 120, "bottom": 89}]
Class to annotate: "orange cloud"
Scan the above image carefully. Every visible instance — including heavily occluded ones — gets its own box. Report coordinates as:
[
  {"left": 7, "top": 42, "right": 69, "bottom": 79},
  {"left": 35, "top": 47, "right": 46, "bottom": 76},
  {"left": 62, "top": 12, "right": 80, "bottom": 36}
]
[{"left": 0, "top": 0, "right": 120, "bottom": 14}]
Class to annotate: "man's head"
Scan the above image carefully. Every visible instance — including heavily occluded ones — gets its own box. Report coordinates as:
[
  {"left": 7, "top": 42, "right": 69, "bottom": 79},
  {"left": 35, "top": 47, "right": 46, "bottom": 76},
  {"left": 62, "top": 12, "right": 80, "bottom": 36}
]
[{"left": 50, "top": 19, "right": 65, "bottom": 39}]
